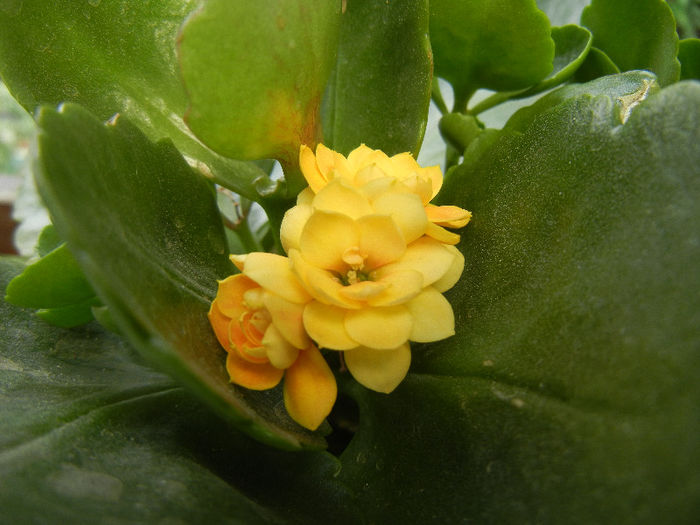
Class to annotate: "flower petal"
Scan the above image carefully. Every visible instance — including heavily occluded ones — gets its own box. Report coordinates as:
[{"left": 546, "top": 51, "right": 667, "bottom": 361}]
[
  {"left": 214, "top": 274, "right": 258, "bottom": 318},
  {"left": 344, "top": 305, "right": 412, "bottom": 349},
  {"left": 421, "top": 165, "right": 443, "bottom": 198},
  {"left": 432, "top": 245, "right": 465, "bottom": 293},
  {"left": 263, "top": 324, "right": 301, "bottom": 369},
  {"left": 290, "top": 249, "right": 361, "bottom": 309},
  {"left": 344, "top": 343, "right": 411, "bottom": 393},
  {"left": 368, "top": 269, "right": 424, "bottom": 306},
  {"left": 300, "top": 144, "right": 327, "bottom": 193},
  {"left": 225, "top": 351, "right": 283, "bottom": 390},
  {"left": 425, "top": 204, "right": 472, "bottom": 228},
  {"left": 233, "top": 252, "right": 311, "bottom": 304},
  {"left": 425, "top": 222, "right": 461, "bottom": 245},
  {"left": 346, "top": 144, "right": 377, "bottom": 171},
  {"left": 263, "top": 292, "right": 310, "bottom": 349},
  {"left": 340, "top": 280, "right": 387, "bottom": 301},
  {"left": 407, "top": 287, "right": 455, "bottom": 342},
  {"left": 357, "top": 214, "right": 406, "bottom": 269},
  {"left": 303, "top": 301, "right": 357, "bottom": 350},
  {"left": 284, "top": 345, "right": 337, "bottom": 430},
  {"left": 371, "top": 191, "right": 428, "bottom": 244},
  {"left": 280, "top": 203, "right": 312, "bottom": 253},
  {"left": 208, "top": 300, "right": 233, "bottom": 352},
  {"left": 377, "top": 236, "right": 456, "bottom": 287},
  {"left": 299, "top": 210, "right": 359, "bottom": 273},
  {"left": 312, "top": 179, "right": 373, "bottom": 219}
]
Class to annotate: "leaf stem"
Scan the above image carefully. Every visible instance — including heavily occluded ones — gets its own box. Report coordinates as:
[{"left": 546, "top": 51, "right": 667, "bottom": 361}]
[
  {"left": 431, "top": 77, "right": 449, "bottom": 115},
  {"left": 468, "top": 90, "right": 520, "bottom": 116}
]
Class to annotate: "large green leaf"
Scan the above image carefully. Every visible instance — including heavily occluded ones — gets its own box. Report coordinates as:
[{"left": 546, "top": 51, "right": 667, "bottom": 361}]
[
  {"left": 178, "top": 0, "right": 341, "bottom": 177},
  {"left": 0, "top": 0, "right": 269, "bottom": 200},
  {"left": 322, "top": 0, "right": 432, "bottom": 156},
  {"left": 338, "top": 80, "right": 700, "bottom": 523},
  {"left": 581, "top": 0, "right": 680, "bottom": 86},
  {"left": 34, "top": 103, "right": 327, "bottom": 450},
  {"left": 0, "top": 258, "right": 359, "bottom": 524},
  {"left": 429, "top": 0, "right": 555, "bottom": 106},
  {"left": 679, "top": 38, "right": 700, "bottom": 80}
]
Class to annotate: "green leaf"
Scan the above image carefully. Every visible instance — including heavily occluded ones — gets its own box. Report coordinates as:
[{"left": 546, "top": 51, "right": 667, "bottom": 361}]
[
  {"left": 572, "top": 46, "right": 621, "bottom": 83},
  {"left": 178, "top": 0, "right": 341, "bottom": 169},
  {"left": 34, "top": 103, "right": 326, "bottom": 450},
  {"left": 429, "top": 0, "right": 555, "bottom": 106},
  {"left": 0, "top": 0, "right": 269, "bottom": 200},
  {"left": 322, "top": 0, "right": 432, "bottom": 156},
  {"left": 5, "top": 242, "right": 97, "bottom": 312},
  {"left": 504, "top": 70, "right": 659, "bottom": 132},
  {"left": 678, "top": 38, "right": 700, "bottom": 80},
  {"left": 468, "top": 24, "right": 593, "bottom": 115},
  {"left": 0, "top": 258, "right": 359, "bottom": 524},
  {"left": 439, "top": 113, "right": 483, "bottom": 153},
  {"left": 35, "top": 224, "right": 62, "bottom": 257},
  {"left": 581, "top": 0, "right": 680, "bottom": 86},
  {"left": 338, "top": 80, "right": 700, "bottom": 523}
]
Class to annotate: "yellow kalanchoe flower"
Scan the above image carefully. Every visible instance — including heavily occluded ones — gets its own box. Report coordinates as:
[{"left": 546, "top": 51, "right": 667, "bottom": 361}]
[
  {"left": 298, "top": 143, "right": 472, "bottom": 244},
  {"left": 208, "top": 252, "right": 337, "bottom": 430},
  {"left": 280, "top": 143, "right": 469, "bottom": 394}
]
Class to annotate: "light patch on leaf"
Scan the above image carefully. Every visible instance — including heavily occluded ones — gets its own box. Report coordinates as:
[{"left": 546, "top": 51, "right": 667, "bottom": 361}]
[{"left": 617, "top": 78, "right": 654, "bottom": 123}]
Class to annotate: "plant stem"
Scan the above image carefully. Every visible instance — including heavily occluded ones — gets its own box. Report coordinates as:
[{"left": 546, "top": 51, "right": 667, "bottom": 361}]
[{"left": 431, "top": 77, "right": 449, "bottom": 115}]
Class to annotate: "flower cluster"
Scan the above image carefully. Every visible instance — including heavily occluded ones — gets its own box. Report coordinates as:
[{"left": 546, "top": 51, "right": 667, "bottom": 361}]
[{"left": 209, "top": 144, "right": 470, "bottom": 430}]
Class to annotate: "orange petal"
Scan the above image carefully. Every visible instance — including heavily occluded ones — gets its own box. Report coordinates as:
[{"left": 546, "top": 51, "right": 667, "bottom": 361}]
[
  {"left": 300, "top": 144, "right": 327, "bottom": 193},
  {"left": 344, "top": 343, "right": 411, "bottom": 393},
  {"left": 214, "top": 274, "right": 258, "bottom": 318},
  {"left": 284, "top": 346, "right": 337, "bottom": 430},
  {"left": 263, "top": 292, "right": 310, "bottom": 349},
  {"left": 425, "top": 204, "right": 472, "bottom": 228},
  {"left": 225, "top": 351, "right": 283, "bottom": 390},
  {"left": 208, "top": 300, "right": 233, "bottom": 352},
  {"left": 262, "top": 324, "right": 300, "bottom": 369}
]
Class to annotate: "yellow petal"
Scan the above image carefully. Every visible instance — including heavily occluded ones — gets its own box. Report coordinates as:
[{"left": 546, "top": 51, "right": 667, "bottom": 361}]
[
  {"left": 368, "top": 269, "right": 423, "bottom": 307},
  {"left": 357, "top": 214, "right": 406, "bottom": 269},
  {"left": 371, "top": 191, "right": 428, "bottom": 244},
  {"left": 354, "top": 164, "right": 388, "bottom": 187},
  {"left": 234, "top": 252, "right": 311, "bottom": 304},
  {"left": 225, "top": 351, "right": 283, "bottom": 390},
  {"left": 303, "top": 301, "right": 357, "bottom": 350},
  {"left": 344, "top": 343, "right": 411, "bottom": 393},
  {"left": 312, "top": 179, "right": 373, "bottom": 219},
  {"left": 284, "top": 345, "right": 337, "bottom": 430},
  {"left": 289, "top": 249, "right": 361, "bottom": 309},
  {"left": 425, "top": 204, "right": 472, "bottom": 228},
  {"left": 263, "top": 292, "right": 310, "bottom": 349},
  {"left": 208, "top": 300, "right": 233, "bottom": 352},
  {"left": 339, "top": 280, "right": 388, "bottom": 301},
  {"left": 280, "top": 203, "right": 312, "bottom": 253},
  {"left": 300, "top": 144, "right": 327, "bottom": 193},
  {"left": 407, "top": 287, "right": 455, "bottom": 342},
  {"left": 214, "top": 274, "right": 258, "bottom": 318},
  {"left": 262, "top": 324, "right": 301, "bottom": 369},
  {"left": 297, "top": 187, "right": 315, "bottom": 206},
  {"left": 425, "top": 222, "right": 461, "bottom": 245},
  {"left": 299, "top": 210, "right": 359, "bottom": 273},
  {"left": 432, "top": 245, "right": 465, "bottom": 293},
  {"left": 377, "top": 236, "right": 456, "bottom": 287},
  {"left": 346, "top": 144, "right": 377, "bottom": 171},
  {"left": 344, "top": 305, "right": 412, "bottom": 349}
]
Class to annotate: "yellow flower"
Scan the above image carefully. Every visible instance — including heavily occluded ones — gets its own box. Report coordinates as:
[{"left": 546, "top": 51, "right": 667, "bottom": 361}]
[
  {"left": 280, "top": 154, "right": 466, "bottom": 393},
  {"left": 208, "top": 252, "right": 337, "bottom": 430},
  {"left": 298, "top": 143, "right": 471, "bottom": 244}
]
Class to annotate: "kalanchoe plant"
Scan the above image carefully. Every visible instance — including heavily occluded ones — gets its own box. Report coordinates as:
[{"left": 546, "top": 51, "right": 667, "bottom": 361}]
[{"left": 1, "top": 0, "right": 699, "bottom": 523}]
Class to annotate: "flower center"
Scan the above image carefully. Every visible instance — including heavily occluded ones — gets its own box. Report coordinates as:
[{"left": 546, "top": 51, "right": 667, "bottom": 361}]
[{"left": 339, "top": 246, "right": 371, "bottom": 285}]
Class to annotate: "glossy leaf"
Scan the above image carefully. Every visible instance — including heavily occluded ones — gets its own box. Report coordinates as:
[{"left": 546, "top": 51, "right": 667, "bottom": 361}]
[
  {"left": 34, "top": 103, "right": 326, "bottom": 449},
  {"left": 322, "top": 0, "right": 432, "bottom": 156},
  {"left": 339, "top": 80, "right": 700, "bottom": 523},
  {"left": 178, "top": 0, "right": 341, "bottom": 170},
  {"left": 678, "top": 38, "right": 700, "bottom": 80},
  {"left": 0, "top": 0, "right": 269, "bottom": 200},
  {"left": 581, "top": 0, "right": 680, "bottom": 86},
  {"left": 572, "top": 46, "right": 621, "bottom": 83},
  {"left": 429, "top": 0, "right": 555, "bottom": 105},
  {"left": 0, "top": 258, "right": 359, "bottom": 524}
]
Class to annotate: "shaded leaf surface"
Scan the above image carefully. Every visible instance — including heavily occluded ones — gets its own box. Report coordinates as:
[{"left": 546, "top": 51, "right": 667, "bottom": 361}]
[
  {"left": 34, "top": 104, "right": 326, "bottom": 449},
  {"left": 581, "top": 0, "right": 680, "bottom": 86},
  {"left": 0, "top": 0, "right": 268, "bottom": 200},
  {"left": 322, "top": 0, "right": 432, "bottom": 156},
  {"left": 679, "top": 38, "right": 700, "bottom": 80},
  {"left": 430, "top": 0, "right": 554, "bottom": 102},
  {"left": 0, "top": 258, "right": 358, "bottom": 524},
  {"left": 338, "top": 80, "right": 700, "bottom": 524}
]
